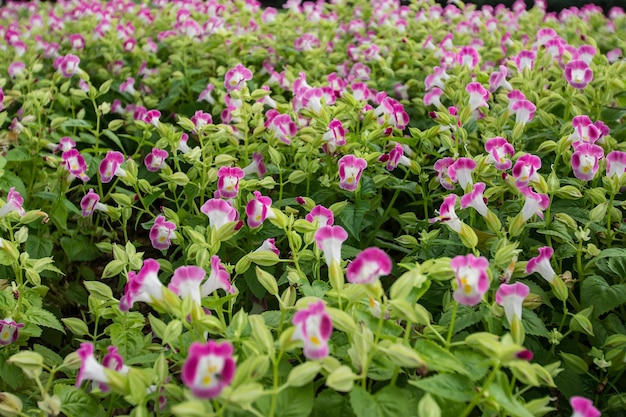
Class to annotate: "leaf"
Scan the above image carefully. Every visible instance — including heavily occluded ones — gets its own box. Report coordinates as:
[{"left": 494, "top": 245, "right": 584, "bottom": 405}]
[
  {"left": 414, "top": 339, "right": 470, "bottom": 376},
  {"left": 521, "top": 309, "right": 550, "bottom": 338},
  {"left": 350, "top": 385, "right": 414, "bottom": 417},
  {"left": 0, "top": 352, "right": 25, "bottom": 389},
  {"left": 312, "top": 389, "right": 356, "bottom": 417},
  {"left": 409, "top": 374, "right": 475, "bottom": 402},
  {"left": 26, "top": 307, "right": 65, "bottom": 333},
  {"left": 338, "top": 200, "right": 370, "bottom": 239},
  {"left": 34, "top": 344, "right": 63, "bottom": 367},
  {"left": 439, "top": 305, "right": 487, "bottom": 334},
  {"left": 108, "top": 324, "right": 144, "bottom": 358},
  {"left": 54, "top": 384, "right": 104, "bottom": 417},
  {"left": 60, "top": 235, "right": 100, "bottom": 262},
  {"left": 25, "top": 235, "right": 54, "bottom": 259},
  {"left": 487, "top": 373, "right": 534, "bottom": 417},
  {"left": 581, "top": 275, "right": 626, "bottom": 317},
  {"left": 256, "top": 384, "right": 314, "bottom": 417}
]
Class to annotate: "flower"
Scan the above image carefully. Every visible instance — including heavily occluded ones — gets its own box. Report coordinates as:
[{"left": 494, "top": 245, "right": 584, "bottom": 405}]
[
  {"left": 143, "top": 110, "right": 161, "bottom": 127},
  {"left": 198, "top": 83, "right": 215, "bottom": 104},
  {"left": 495, "top": 282, "right": 530, "bottom": 325},
  {"left": 514, "top": 50, "right": 536, "bottom": 71},
  {"left": 100, "top": 346, "right": 129, "bottom": 391},
  {"left": 526, "top": 246, "right": 556, "bottom": 283},
  {"left": 168, "top": 265, "right": 205, "bottom": 304},
  {"left": 571, "top": 142, "right": 603, "bottom": 181},
  {"left": 62, "top": 149, "right": 90, "bottom": 182},
  {"left": 181, "top": 340, "right": 236, "bottom": 399},
  {"left": 0, "top": 318, "right": 24, "bottom": 346},
  {"left": 255, "top": 238, "right": 280, "bottom": 256},
  {"left": 99, "top": 151, "right": 127, "bottom": 183},
  {"left": 80, "top": 189, "right": 108, "bottom": 217},
  {"left": 450, "top": 254, "right": 490, "bottom": 306},
  {"left": 224, "top": 63, "right": 253, "bottom": 92},
  {"left": 150, "top": 215, "right": 176, "bottom": 250},
  {"left": 56, "top": 54, "right": 81, "bottom": 78},
  {"left": 380, "top": 143, "right": 411, "bottom": 171},
  {"left": 0, "top": 187, "right": 26, "bottom": 218},
  {"left": 338, "top": 154, "right": 367, "bottom": 191},
  {"left": 466, "top": 82, "right": 489, "bottom": 111},
  {"left": 201, "top": 255, "right": 235, "bottom": 296},
  {"left": 511, "top": 99, "right": 536, "bottom": 125},
  {"left": 200, "top": 199, "right": 239, "bottom": 231},
  {"left": 216, "top": 166, "right": 245, "bottom": 199},
  {"left": 119, "top": 259, "right": 165, "bottom": 312},
  {"left": 306, "top": 205, "right": 334, "bottom": 229},
  {"left": 245, "top": 191, "right": 275, "bottom": 228},
  {"left": 373, "top": 97, "right": 409, "bottom": 130},
  {"left": 460, "top": 182, "right": 489, "bottom": 217},
  {"left": 520, "top": 187, "right": 550, "bottom": 222},
  {"left": 76, "top": 343, "right": 109, "bottom": 387},
  {"left": 606, "top": 150, "right": 626, "bottom": 178},
  {"left": 485, "top": 137, "right": 515, "bottom": 170},
  {"left": 242, "top": 153, "right": 267, "bottom": 178},
  {"left": 8, "top": 61, "right": 26, "bottom": 78},
  {"left": 424, "top": 87, "right": 443, "bottom": 108},
  {"left": 346, "top": 247, "right": 392, "bottom": 284},
  {"left": 456, "top": 46, "right": 479, "bottom": 68},
  {"left": 570, "top": 396, "right": 600, "bottom": 417},
  {"left": 448, "top": 157, "right": 476, "bottom": 191},
  {"left": 429, "top": 194, "right": 462, "bottom": 233},
  {"left": 512, "top": 154, "right": 541, "bottom": 188},
  {"left": 144, "top": 148, "right": 168, "bottom": 172},
  {"left": 568, "top": 116, "right": 600, "bottom": 145},
  {"left": 322, "top": 119, "right": 347, "bottom": 154},
  {"left": 489, "top": 65, "right": 512, "bottom": 92},
  {"left": 265, "top": 111, "right": 297, "bottom": 145},
  {"left": 191, "top": 110, "right": 213, "bottom": 134},
  {"left": 434, "top": 157, "right": 456, "bottom": 190},
  {"left": 292, "top": 300, "right": 333, "bottom": 360},
  {"left": 314, "top": 225, "right": 348, "bottom": 267},
  {"left": 565, "top": 59, "right": 593, "bottom": 89}
]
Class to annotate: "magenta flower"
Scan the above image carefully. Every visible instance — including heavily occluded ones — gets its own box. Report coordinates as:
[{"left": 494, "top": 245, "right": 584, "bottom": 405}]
[
  {"left": 246, "top": 191, "right": 275, "bottom": 228},
  {"left": 99, "top": 150, "right": 126, "bottom": 183},
  {"left": 68, "top": 33, "right": 85, "bottom": 50},
  {"left": 565, "top": 60, "right": 593, "bottom": 89},
  {"left": 429, "top": 194, "right": 462, "bottom": 233},
  {"left": 119, "top": 77, "right": 136, "bottom": 95},
  {"left": 425, "top": 66, "right": 449, "bottom": 91},
  {"left": 256, "top": 238, "right": 280, "bottom": 256},
  {"left": 0, "top": 87, "right": 3, "bottom": 112},
  {"left": 150, "top": 215, "right": 177, "bottom": 250},
  {"left": 485, "top": 137, "right": 515, "bottom": 170},
  {"left": 265, "top": 111, "right": 297, "bottom": 145},
  {"left": 606, "top": 151, "right": 626, "bottom": 178},
  {"left": 525, "top": 247, "right": 556, "bottom": 283},
  {"left": 424, "top": 87, "right": 443, "bottom": 108},
  {"left": 338, "top": 154, "right": 367, "bottom": 191},
  {"left": 374, "top": 97, "right": 409, "bottom": 130},
  {"left": 292, "top": 300, "right": 333, "bottom": 360},
  {"left": 62, "top": 149, "right": 90, "bottom": 182},
  {"left": 144, "top": 148, "right": 168, "bottom": 172},
  {"left": 0, "top": 318, "right": 24, "bottom": 346},
  {"left": 224, "top": 63, "right": 253, "bottom": 92},
  {"left": 190, "top": 110, "right": 213, "bottom": 134},
  {"left": 8, "top": 61, "right": 26, "bottom": 78},
  {"left": 449, "top": 158, "right": 476, "bottom": 192},
  {"left": 450, "top": 254, "right": 490, "bottom": 306},
  {"left": 460, "top": 182, "right": 489, "bottom": 217},
  {"left": 456, "top": 46, "right": 479, "bottom": 69},
  {"left": 242, "top": 153, "right": 267, "bottom": 178},
  {"left": 200, "top": 255, "right": 235, "bottom": 296},
  {"left": 570, "top": 396, "right": 600, "bottom": 417},
  {"left": 380, "top": 143, "right": 411, "bottom": 171},
  {"left": 511, "top": 99, "right": 536, "bottom": 125},
  {"left": 489, "top": 65, "right": 512, "bottom": 92},
  {"left": 100, "top": 346, "right": 129, "bottom": 391},
  {"left": 306, "top": 205, "right": 334, "bottom": 229},
  {"left": 346, "top": 247, "right": 392, "bottom": 284},
  {"left": 571, "top": 142, "right": 604, "bottom": 181},
  {"left": 0, "top": 187, "right": 26, "bottom": 218},
  {"left": 575, "top": 45, "right": 596, "bottom": 65},
  {"left": 76, "top": 343, "right": 109, "bottom": 387},
  {"left": 434, "top": 157, "right": 456, "bottom": 190},
  {"left": 507, "top": 90, "right": 526, "bottom": 111},
  {"left": 168, "top": 265, "right": 205, "bottom": 304},
  {"left": 495, "top": 282, "right": 530, "bottom": 325},
  {"left": 201, "top": 199, "right": 239, "bottom": 231},
  {"left": 197, "top": 83, "right": 215, "bottom": 104},
  {"left": 56, "top": 54, "right": 81, "bottom": 78},
  {"left": 512, "top": 154, "right": 541, "bottom": 188},
  {"left": 177, "top": 133, "right": 190, "bottom": 154},
  {"left": 466, "top": 82, "right": 489, "bottom": 111},
  {"left": 119, "top": 259, "right": 165, "bottom": 312},
  {"left": 216, "top": 166, "right": 245, "bottom": 199},
  {"left": 181, "top": 340, "right": 236, "bottom": 399},
  {"left": 80, "top": 189, "right": 108, "bottom": 217},
  {"left": 143, "top": 110, "right": 161, "bottom": 127},
  {"left": 514, "top": 50, "right": 536, "bottom": 71},
  {"left": 569, "top": 116, "right": 600, "bottom": 145},
  {"left": 302, "top": 87, "right": 325, "bottom": 114},
  {"left": 314, "top": 225, "right": 348, "bottom": 267},
  {"left": 520, "top": 187, "right": 550, "bottom": 222},
  {"left": 322, "top": 119, "right": 347, "bottom": 154}
]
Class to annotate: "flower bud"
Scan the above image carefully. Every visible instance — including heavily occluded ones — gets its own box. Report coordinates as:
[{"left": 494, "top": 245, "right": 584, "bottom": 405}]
[
  {"left": 550, "top": 276, "right": 569, "bottom": 301},
  {"left": 255, "top": 267, "right": 278, "bottom": 296},
  {"left": 287, "top": 362, "right": 322, "bottom": 387},
  {"left": 325, "top": 365, "right": 356, "bottom": 392},
  {"left": 0, "top": 392, "right": 23, "bottom": 417}
]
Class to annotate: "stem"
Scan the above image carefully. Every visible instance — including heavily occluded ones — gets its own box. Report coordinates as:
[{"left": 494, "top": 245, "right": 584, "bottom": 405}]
[
  {"left": 459, "top": 361, "right": 501, "bottom": 417},
  {"left": 446, "top": 302, "right": 459, "bottom": 348},
  {"left": 607, "top": 191, "right": 615, "bottom": 248},
  {"left": 365, "top": 169, "right": 410, "bottom": 247},
  {"left": 268, "top": 350, "right": 284, "bottom": 417}
]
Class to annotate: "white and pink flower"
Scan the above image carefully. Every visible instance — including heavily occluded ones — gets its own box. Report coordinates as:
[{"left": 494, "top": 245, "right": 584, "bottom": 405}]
[
  {"left": 495, "top": 282, "right": 530, "bottom": 325},
  {"left": 512, "top": 154, "right": 541, "bottom": 188},
  {"left": 448, "top": 157, "right": 476, "bottom": 191},
  {"left": 119, "top": 259, "right": 165, "bottom": 311},
  {"left": 314, "top": 225, "right": 348, "bottom": 268},
  {"left": 216, "top": 166, "right": 245, "bottom": 199},
  {"left": 450, "top": 254, "right": 490, "bottom": 306},
  {"left": 430, "top": 194, "right": 462, "bottom": 233},
  {"left": 571, "top": 142, "right": 603, "bottom": 181},
  {"left": 200, "top": 199, "right": 239, "bottom": 231},
  {"left": 144, "top": 148, "right": 168, "bottom": 172},
  {"left": 245, "top": 191, "right": 275, "bottom": 228},
  {"left": 565, "top": 59, "right": 593, "bottom": 89},
  {"left": 99, "top": 151, "right": 127, "bottom": 183},
  {"left": 200, "top": 255, "right": 235, "bottom": 296},
  {"left": 485, "top": 137, "right": 515, "bottom": 170},
  {"left": 338, "top": 154, "right": 367, "bottom": 191},
  {"left": 346, "top": 247, "right": 392, "bottom": 284},
  {"left": 80, "top": 189, "right": 108, "bottom": 217},
  {"left": 520, "top": 187, "right": 550, "bottom": 222},
  {"left": 0, "top": 187, "right": 26, "bottom": 218},
  {"left": 150, "top": 215, "right": 176, "bottom": 250},
  {"left": 292, "top": 300, "right": 333, "bottom": 360},
  {"left": 181, "top": 340, "right": 236, "bottom": 399},
  {"left": 168, "top": 265, "right": 205, "bottom": 304}
]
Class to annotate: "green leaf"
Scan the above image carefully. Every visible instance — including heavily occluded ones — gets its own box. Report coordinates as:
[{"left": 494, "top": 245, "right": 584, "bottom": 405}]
[
  {"left": 54, "top": 384, "right": 104, "bottom": 417},
  {"left": 0, "top": 352, "right": 25, "bottom": 389},
  {"left": 25, "top": 307, "right": 64, "bottom": 333},
  {"left": 108, "top": 323, "right": 144, "bottom": 358},
  {"left": 409, "top": 374, "right": 475, "bottom": 402},
  {"left": 34, "top": 344, "right": 63, "bottom": 367},
  {"left": 350, "top": 386, "right": 414, "bottom": 417},
  {"left": 439, "top": 305, "right": 487, "bottom": 335},
  {"left": 487, "top": 373, "right": 534, "bottom": 417},
  {"left": 521, "top": 309, "right": 550, "bottom": 338},
  {"left": 256, "top": 384, "right": 314, "bottom": 417},
  {"left": 25, "top": 235, "right": 54, "bottom": 259},
  {"left": 312, "top": 389, "right": 356, "bottom": 417},
  {"left": 581, "top": 275, "right": 626, "bottom": 317},
  {"left": 338, "top": 200, "right": 369, "bottom": 239},
  {"left": 414, "top": 339, "right": 470, "bottom": 376},
  {"left": 60, "top": 235, "right": 100, "bottom": 262}
]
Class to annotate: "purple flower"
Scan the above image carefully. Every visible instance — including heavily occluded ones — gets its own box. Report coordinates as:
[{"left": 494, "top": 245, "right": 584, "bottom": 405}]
[
  {"left": 450, "top": 254, "right": 490, "bottom": 306},
  {"left": 485, "top": 137, "right": 514, "bottom": 170},
  {"left": 429, "top": 194, "right": 462, "bottom": 233},
  {"left": 56, "top": 54, "right": 81, "bottom": 78},
  {"left": 495, "top": 282, "right": 530, "bottom": 325},
  {"left": 514, "top": 50, "right": 536, "bottom": 71},
  {"left": 456, "top": 46, "right": 479, "bottom": 68},
  {"left": 526, "top": 247, "right": 556, "bottom": 283},
  {"left": 242, "top": 153, "right": 267, "bottom": 178},
  {"left": 143, "top": 110, "right": 161, "bottom": 127},
  {"left": 520, "top": 187, "right": 550, "bottom": 222},
  {"left": 322, "top": 119, "right": 346, "bottom": 154},
  {"left": 606, "top": 150, "right": 626, "bottom": 178},
  {"left": 571, "top": 142, "right": 603, "bottom": 181},
  {"left": 424, "top": 87, "right": 443, "bottom": 108},
  {"left": 466, "top": 82, "right": 489, "bottom": 111},
  {"left": 62, "top": 149, "right": 90, "bottom": 182},
  {"left": 181, "top": 340, "right": 236, "bottom": 399},
  {"left": 570, "top": 396, "right": 600, "bottom": 417},
  {"left": 507, "top": 90, "right": 526, "bottom": 111},
  {"left": 76, "top": 343, "right": 109, "bottom": 387},
  {"left": 434, "top": 157, "right": 456, "bottom": 190},
  {"left": 565, "top": 59, "right": 593, "bottom": 89},
  {"left": 338, "top": 154, "right": 367, "bottom": 191},
  {"left": 169, "top": 265, "right": 205, "bottom": 304},
  {"left": 119, "top": 77, "right": 136, "bottom": 95},
  {"left": 265, "top": 111, "right": 297, "bottom": 145},
  {"left": 200, "top": 255, "right": 235, "bottom": 296},
  {"left": 150, "top": 215, "right": 176, "bottom": 250},
  {"left": 346, "top": 247, "right": 392, "bottom": 284},
  {"left": 511, "top": 99, "right": 536, "bottom": 125},
  {"left": 119, "top": 259, "right": 165, "bottom": 312},
  {"left": 292, "top": 300, "right": 333, "bottom": 360},
  {"left": 216, "top": 166, "right": 245, "bottom": 199},
  {"left": 190, "top": 110, "right": 212, "bottom": 134},
  {"left": 144, "top": 148, "right": 168, "bottom": 172},
  {"left": 245, "top": 191, "right": 275, "bottom": 228},
  {"left": 256, "top": 238, "right": 280, "bottom": 256},
  {"left": 200, "top": 199, "right": 239, "bottom": 231},
  {"left": 306, "top": 205, "right": 334, "bottom": 229},
  {"left": 99, "top": 151, "right": 126, "bottom": 183},
  {"left": 512, "top": 154, "right": 541, "bottom": 188},
  {"left": 380, "top": 143, "right": 411, "bottom": 171},
  {"left": 0, "top": 318, "right": 24, "bottom": 346},
  {"left": 0, "top": 187, "right": 26, "bottom": 218},
  {"left": 224, "top": 63, "right": 253, "bottom": 92},
  {"left": 100, "top": 346, "right": 129, "bottom": 391},
  {"left": 489, "top": 65, "right": 512, "bottom": 92},
  {"left": 81, "top": 189, "right": 108, "bottom": 217},
  {"left": 448, "top": 158, "right": 476, "bottom": 191},
  {"left": 314, "top": 225, "right": 348, "bottom": 267},
  {"left": 197, "top": 83, "right": 215, "bottom": 104},
  {"left": 460, "top": 182, "right": 489, "bottom": 217},
  {"left": 8, "top": 61, "right": 26, "bottom": 78}
]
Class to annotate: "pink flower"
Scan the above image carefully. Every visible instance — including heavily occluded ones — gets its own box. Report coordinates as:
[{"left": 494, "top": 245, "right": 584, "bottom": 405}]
[
  {"left": 507, "top": 90, "right": 526, "bottom": 111},
  {"left": 119, "top": 77, "right": 136, "bottom": 95},
  {"left": 143, "top": 110, "right": 161, "bottom": 127},
  {"left": 306, "top": 205, "right": 334, "bottom": 229},
  {"left": 569, "top": 396, "right": 600, "bottom": 417},
  {"left": 456, "top": 46, "right": 479, "bottom": 68},
  {"left": 99, "top": 151, "right": 126, "bottom": 183},
  {"left": 322, "top": 119, "right": 346, "bottom": 154},
  {"left": 338, "top": 154, "right": 367, "bottom": 191},
  {"left": 62, "top": 149, "right": 90, "bottom": 182},
  {"left": 514, "top": 50, "right": 536, "bottom": 71},
  {"left": 177, "top": 133, "right": 190, "bottom": 154},
  {"left": 434, "top": 157, "right": 456, "bottom": 190},
  {"left": 424, "top": 87, "right": 443, "bottom": 108},
  {"left": 181, "top": 340, "right": 236, "bottom": 399},
  {"left": 575, "top": 45, "right": 596, "bottom": 65},
  {"left": 429, "top": 194, "right": 462, "bottom": 233},
  {"left": 346, "top": 247, "right": 392, "bottom": 284},
  {"left": 76, "top": 343, "right": 109, "bottom": 387},
  {"left": 242, "top": 153, "right": 267, "bottom": 178},
  {"left": 495, "top": 282, "right": 529, "bottom": 325},
  {"left": 292, "top": 300, "right": 333, "bottom": 360},
  {"left": 565, "top": 59, "right": 593, "bottom": 89},
  {"left": 144, "top": 148, "right": 168, "bottom": 172},
  {"left": 489, "top": 65, "right": 512, "bottom": 92},
  {"left": 512, "top": 154, "right": 541, "bottom": 188},
  {"left": 198, "top": 83, "right": 215, "bottom": 104},
  {"left": 68, "top": 34, "right": 85, "bottom": 50},
  {"left": 200, "top": 199, "right": 239, "bottom": 231},
  {"left": 571, "top": 142, "right": 603, "bottom": 181},
  {"left": 568, "top": 116, "right": 600, "bottom": 145},
  {"left": 485, "top": 137, "right": 515, "bottom": 170},
  {"left": 246, "top": 191, "right": 275, "bottom": 228},
  {"left": 0, "top": 187, "right": 26, "bottom": 218},
  {"left": 119, "top": 259, "right": 165, "bottom": 312},
  {"left": 450, "top": 254, "right": 490, "bottom": 306},
  {"left": 460, "top": 182, "right": 489, "bottom": 217},
  {"left": 606, "top": 150, "right": 626, "bottom": 178},
  {"left": 0, "top": 318, "right": 24, "bottom": 346},
  {"left": 520, "top": 187, "right": 550, "bottom": 221},
  {"left": 191, "top": 110, "right": 213, "bottom": 134},
  {"left": 448, "top": 157, "right": 476, "bottom": 191},
  {"left": 224, "top": 63, "right": 253, "bottom": 92},
  {"left": 265, "top": 111, "right": 297, "bottom": 145},
  {"left": 380, "top": 143, "right": 411, "bottom": 171},
  {"left": 80, "top": 189, "right": 108, "bottom": 217},
  {"left": 200, "top": 255, "right": 235, "bottom": 296},
  {"left": 56, "top": 54, "right": 81, "bottom": 78},
  {"left": 466, "top": 82, "right": 489, "bottom": 111},
  {"left": 8, "top": 61, "right": 26, "bottom": 78},
  {"left": 425, "top": 66, "right": 449, "bottom": 91},
  {"left": 100, "top": 346, "right": 129, "bottom": 391},
  {"left": 511, "top": 99, "right": 536, "bottom": 125},
  {"left": 314, "top": 225, "right": 348, "bottom": 267},
  {"left": 374, "top": 97, "right": 409, "bottom": 130},
  {"left": 168, "top": 265, "right": 205, "bottom": 304},
  {"left": 216, "top": 166, "right": 245, "bottom": 199},
  {"left": 150, "top": 215, "right": 176, "bottom": 250},
  {"left": 255, "top": 238, "right": 280, "bottom": 256}
]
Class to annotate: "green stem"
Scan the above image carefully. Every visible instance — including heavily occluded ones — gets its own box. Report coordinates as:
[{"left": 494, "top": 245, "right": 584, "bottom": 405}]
[
  {"left": 365, "top": 169, "right": 410, "bottom": 247},
  {"left": 459, "top": 361, "right": 501, "bottom": 417},
  {"left": 446, "top": 302, "right": 459, "bottom": 348},
  {"left": 607, "top": 191, "right": 615, "bottom": 248},
  {"left": 268, "top": 350, "right": 284, "bottom": 417}
]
